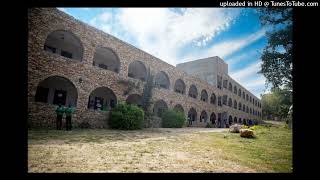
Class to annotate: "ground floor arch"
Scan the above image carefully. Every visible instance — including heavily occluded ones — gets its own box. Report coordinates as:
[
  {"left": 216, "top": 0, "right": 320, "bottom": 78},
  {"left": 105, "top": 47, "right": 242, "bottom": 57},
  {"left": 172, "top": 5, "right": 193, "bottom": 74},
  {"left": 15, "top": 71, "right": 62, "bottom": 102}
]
[
  {"left": 200, "top": 111, "right": 208, "bottom": 123},
  {"left": 210, "top": 112, "right": 216, "bottom": 125},
  {"left": 34, "top": 75, "right": 78, "bottom": 107},
  {"left": 188, "top": 108, "right": 197, "bottom": 125},
  {"left": 173, "top": 104, "right": 184, "bottom": 113},
  {"left": 228, "top": 115, "right": 233, "bottom": 125},
  {"left": 234, "top": 117, "right": 238, "bottom": 123},
  {"left": 88, "top": 87, "right": 117, "bottom": 111},
  {"left": 153, "top": 100, "right": 168, "bottom": 117}
]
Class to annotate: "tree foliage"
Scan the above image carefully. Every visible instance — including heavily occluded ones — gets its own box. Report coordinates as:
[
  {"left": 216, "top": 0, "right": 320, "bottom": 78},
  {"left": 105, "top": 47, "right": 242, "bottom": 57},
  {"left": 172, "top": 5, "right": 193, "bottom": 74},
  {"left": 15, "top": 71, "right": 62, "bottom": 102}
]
[
  {"left": 258, "top": 8, "right": 293, "bottom": 90},
  {"left": 261, "top": 87, "right": 292, "bottom": 120}
]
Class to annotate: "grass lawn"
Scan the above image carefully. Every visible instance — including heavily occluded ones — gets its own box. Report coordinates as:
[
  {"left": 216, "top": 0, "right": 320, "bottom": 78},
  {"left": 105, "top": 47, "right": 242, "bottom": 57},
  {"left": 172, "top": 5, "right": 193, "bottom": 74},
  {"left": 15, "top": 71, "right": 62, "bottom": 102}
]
[{"left": 28, "top": 122, "right": 292, "bottom": 173}]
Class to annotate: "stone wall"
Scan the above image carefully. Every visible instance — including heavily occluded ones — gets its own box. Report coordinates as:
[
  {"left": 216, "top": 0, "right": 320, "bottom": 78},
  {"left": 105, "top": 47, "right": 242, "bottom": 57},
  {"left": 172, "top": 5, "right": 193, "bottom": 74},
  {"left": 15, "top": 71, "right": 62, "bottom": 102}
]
[{"left": 28, "top": 8, "right": 262, "bottom": 128}]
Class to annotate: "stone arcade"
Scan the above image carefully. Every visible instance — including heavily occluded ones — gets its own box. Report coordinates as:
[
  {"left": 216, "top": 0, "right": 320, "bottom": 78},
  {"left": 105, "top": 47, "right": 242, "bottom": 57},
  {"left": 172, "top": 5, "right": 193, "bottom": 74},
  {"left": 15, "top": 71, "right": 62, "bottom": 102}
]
[{"left": 28, "top": 8, "right": 262, "bottom": 128}]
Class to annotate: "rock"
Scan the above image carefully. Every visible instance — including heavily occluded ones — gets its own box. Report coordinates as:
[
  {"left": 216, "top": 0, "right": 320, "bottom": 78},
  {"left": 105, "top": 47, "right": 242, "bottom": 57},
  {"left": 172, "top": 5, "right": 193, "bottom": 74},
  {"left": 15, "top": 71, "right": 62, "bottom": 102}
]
[
  {"left": 229, "top": 124, "right": 242, "bottom": 133},
  {"left": 240, "top": 129, "right": 254, "bottom": 138}
]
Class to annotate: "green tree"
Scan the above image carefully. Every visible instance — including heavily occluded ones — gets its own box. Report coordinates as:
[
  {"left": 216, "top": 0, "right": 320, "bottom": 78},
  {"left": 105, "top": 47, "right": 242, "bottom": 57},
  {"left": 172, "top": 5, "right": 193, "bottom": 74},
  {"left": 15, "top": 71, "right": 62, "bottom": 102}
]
[
  {"left": 261, "top": 87, "right": 292, "bottom": 120},
  {"left": 258, "top": 8, "right": 293, "bottom": 90}
]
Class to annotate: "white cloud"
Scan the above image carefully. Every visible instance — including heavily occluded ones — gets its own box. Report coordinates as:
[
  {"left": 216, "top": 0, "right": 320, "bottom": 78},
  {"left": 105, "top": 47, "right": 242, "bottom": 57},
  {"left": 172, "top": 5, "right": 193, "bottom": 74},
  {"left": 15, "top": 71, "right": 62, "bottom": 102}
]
[
  {"left": 88, "top": 8, "right": 241, "bottom": 65},
  {"left": 230, "top": 61, "right": 262, "bottom": 81},
  {"left": 183, "top": 29, "right": 265, "bottom": 61}
]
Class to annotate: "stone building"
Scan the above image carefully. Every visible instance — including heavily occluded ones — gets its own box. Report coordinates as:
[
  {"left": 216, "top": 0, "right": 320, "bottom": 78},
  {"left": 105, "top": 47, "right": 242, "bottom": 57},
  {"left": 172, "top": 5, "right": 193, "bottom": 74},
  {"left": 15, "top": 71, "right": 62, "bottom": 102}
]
[{"left": 28, "top": 8, "right": 262, "bottom": 128}]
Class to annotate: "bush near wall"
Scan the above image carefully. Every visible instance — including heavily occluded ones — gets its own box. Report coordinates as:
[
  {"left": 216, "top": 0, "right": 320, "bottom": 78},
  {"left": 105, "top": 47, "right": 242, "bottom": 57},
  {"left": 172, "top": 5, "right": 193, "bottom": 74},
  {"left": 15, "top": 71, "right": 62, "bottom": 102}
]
[
  {"left": 109, "top": 102, "right": 144, "bottom": 130},
  {"left": 161, "top": 109, "right": 186, "bottom": 128}
]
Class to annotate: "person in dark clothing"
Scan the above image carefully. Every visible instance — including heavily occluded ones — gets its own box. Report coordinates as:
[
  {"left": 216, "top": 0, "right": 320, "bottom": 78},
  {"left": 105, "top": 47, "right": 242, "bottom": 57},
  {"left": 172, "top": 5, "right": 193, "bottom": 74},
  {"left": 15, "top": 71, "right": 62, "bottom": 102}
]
[
  {"left": 55, "top": 104, "right": 64, "bottom": 130},
  {"left": 65, "top": 104, "right": 75, "bottom": 131}
]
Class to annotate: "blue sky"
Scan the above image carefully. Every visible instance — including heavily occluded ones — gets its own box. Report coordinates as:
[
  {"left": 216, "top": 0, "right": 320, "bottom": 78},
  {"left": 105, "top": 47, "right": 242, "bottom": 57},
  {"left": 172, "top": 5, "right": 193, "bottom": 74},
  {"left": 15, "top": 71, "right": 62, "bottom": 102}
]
[{"left": 58, "top": 8, "right": 269, "bottom": 98}]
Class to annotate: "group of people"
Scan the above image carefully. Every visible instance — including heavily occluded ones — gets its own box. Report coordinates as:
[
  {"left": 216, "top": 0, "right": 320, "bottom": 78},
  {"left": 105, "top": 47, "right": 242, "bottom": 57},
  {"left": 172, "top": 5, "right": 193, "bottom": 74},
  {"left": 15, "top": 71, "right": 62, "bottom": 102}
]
[{"left": 55, "top": 104, "right": 75, "bottom": 130}]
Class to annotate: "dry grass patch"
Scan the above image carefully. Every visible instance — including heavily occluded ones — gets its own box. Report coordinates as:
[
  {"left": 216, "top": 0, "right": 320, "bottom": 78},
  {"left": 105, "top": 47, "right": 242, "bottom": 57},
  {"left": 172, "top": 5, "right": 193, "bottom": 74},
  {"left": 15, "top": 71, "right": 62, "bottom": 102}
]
[{"left": 28, "top": 125, "right": 291, "bottom": 173}]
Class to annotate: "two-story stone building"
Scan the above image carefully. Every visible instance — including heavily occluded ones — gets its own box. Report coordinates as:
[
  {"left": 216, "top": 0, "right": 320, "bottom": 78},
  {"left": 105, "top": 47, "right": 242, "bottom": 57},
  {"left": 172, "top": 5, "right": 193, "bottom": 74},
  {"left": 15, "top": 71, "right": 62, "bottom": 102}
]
[{"left": 28, "top": 8, "right": 262, "bottom": 128}]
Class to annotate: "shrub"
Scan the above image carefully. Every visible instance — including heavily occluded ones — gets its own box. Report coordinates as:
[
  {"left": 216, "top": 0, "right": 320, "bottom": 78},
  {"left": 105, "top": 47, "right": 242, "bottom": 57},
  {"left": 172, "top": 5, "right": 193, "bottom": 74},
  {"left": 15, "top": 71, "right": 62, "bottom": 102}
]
[
  {"left": 109, "top": 102, "right": 144, "bottom": 130},
  {"left": 205, "top": 122, "right": 213, "bottom": 128},
  {"left": 161, "top": 109, "right": 186, "bottom": 128}
]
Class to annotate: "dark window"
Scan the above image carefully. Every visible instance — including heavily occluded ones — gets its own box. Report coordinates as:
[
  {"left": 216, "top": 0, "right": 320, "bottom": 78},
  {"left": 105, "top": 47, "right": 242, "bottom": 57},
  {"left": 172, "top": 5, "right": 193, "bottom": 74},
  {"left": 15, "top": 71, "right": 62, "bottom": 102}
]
[
  {"left": 99, "top": 64, "right": 108, "bottom": 70},
  {"left": 53, "top": 89, "right": 67, "bottom": 106},
  {"left": 223, "top": 80, "right": 228, "bottom": 88},
  {"left": 218, "top": 96, "right": 222, "bottom": 106},
  {"left": 35, "top": 86, "right": 49, "bottom": 103},
  {"left": 44, "top": 45, "right": 56, "bottom": 53},
  {"left": 61, "top": 50, "right": 73, "bottom": 59},
  {"left": 223, "top": 95, "right": 227, "bottom": 105}
]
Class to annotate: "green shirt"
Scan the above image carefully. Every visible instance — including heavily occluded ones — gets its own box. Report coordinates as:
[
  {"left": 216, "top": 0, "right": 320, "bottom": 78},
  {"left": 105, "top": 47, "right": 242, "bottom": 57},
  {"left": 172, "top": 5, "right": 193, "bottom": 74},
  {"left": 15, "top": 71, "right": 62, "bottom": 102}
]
[
  {"left": 55, "top": 106, "right": 65, "bottom": 116},
  {"left": 65, "top": 107, "right": 75, "bottom": 117}
]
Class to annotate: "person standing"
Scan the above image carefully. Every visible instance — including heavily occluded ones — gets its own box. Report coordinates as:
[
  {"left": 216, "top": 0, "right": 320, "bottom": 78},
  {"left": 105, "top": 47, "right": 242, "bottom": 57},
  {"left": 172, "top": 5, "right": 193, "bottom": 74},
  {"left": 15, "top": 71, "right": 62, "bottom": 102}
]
[
  {"left": 65, "top": 104, "right": 75, "bottom": 131},
  {"left": 55, "top": 104, "right": 64, "bottom": 130}
]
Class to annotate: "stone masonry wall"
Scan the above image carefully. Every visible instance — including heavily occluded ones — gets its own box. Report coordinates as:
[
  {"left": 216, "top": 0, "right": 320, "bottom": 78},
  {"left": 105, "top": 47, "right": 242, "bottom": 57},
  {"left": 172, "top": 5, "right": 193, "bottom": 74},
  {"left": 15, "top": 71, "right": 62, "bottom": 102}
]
[{"left": 28, "top": 8, "right": 262, "bottom": 128}]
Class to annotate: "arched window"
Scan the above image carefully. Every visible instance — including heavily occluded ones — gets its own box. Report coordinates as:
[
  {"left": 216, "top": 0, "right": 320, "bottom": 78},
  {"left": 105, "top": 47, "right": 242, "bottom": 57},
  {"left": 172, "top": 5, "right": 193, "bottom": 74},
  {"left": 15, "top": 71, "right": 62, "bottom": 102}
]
[
  {"left": 228, "top": 115, "right": 233, "bottom": 125},
  {"left": 239, "top": 102, "right": 242, "bottom": 110},
  {"left": 44, "top": 30, "right": 83, "bottom": 61},
  {"left": 243, "top": 104, "right": 245, "bottom": 112},
  {"left": 210, "top": 93, "right": 216, "bottom": 105},
  {"left": 154, "top": 71, "right": 170, "bottom": 89},
  {"left": 174, "top": 79, "right": 186, "bottom": 94},
  {"left": 93, "top": 47, "right": 120, "bottom": 73},
  {"left": 222, "top": 95, "right": 228, "bottom": 105},
  {"left": 188, "top": 108, "right": 197, "bottom": 122},
  {"left": 228, "top": 98, "right": 232, "bottom": 107},
  {"left": 242, "top": 92, "right": 245, "bottom": 99},
  {"left": 200, "top": 111, "right": 208, "bottom": 123},
  {"left": 88, "top": 87, "right": 117, "bottom": 111},
  {"left": 228, "top": 82, "right": 232, "bottom": 91},
  {"left": 246, "top": 94, "right": 249, "bottom": 101},
  {"left": 234, "top": 117, "right": 237, "bottom": 123},
  {"left": 128, "top": 61, "right": 147, "bottom": 81},
  {"left": 234, "top": 100, "right": 237, "bottom": 109},
  {"left": 210, "top": 112, "right": 216, "bottom": 124},
  {"left": 239, "top": 118, "right": 242, "bottom": 124},
  {"left": 234, "top": 86, "right": 237, "bottom": 94},
  {"left": 153, "top": 100, "right": 168, "bottom": 117},
  {"left": 188, "top": 85, "right": 198, "bottom": 99},
  {"left": 200, "top": 90, "right": 208, "bottom": 102},
  {"left": 35, "top": 76, "right": 78, "bottom": 107},
  {"left": 250, "top": 96, "right": 252, "bottom": 103},
  {"left": 246, "top": 106, "right": 249, "bottom": 113},
  {"left": 250, "top": 108, "right": 252, "bottom": 114},
  {"left": 174, "top": 104, "right": 184, "bottom": 113},
  {"left": 126, "top": 94, "right": 142, "bottom": 107},
  {"left": 238, "top": 88, "right": 241, "bottom": 97}
]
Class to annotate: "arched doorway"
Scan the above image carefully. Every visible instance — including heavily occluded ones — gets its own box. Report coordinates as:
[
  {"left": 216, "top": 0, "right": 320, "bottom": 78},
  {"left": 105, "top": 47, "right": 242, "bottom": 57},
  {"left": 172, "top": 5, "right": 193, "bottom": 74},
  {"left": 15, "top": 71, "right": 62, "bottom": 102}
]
[
  {"left": 210, "top": 112, "right": 216, "bottom": 125},
  {"left": 200, "top": 110, "right": 208, "bottom": 123},
  {"left": 228, "top": 115, "right": 233, "bottom": 126},
  {"left": 88, "top": 87, "right": 117, "bottom": 111},
  {"left": 187, "top": 108, "right": 197, "bottom": 125},
  {"left": 173, "top": 104, "right": 184, "bottom": 113},
  {"left": 234, "top": 117, "right": 237, "bottom": 123},
  {"left": 34, "top": 75, "right": 78, "bottom": 107},
  {"left": 153, "top": 100, "right": 168, "bottom": 117}
]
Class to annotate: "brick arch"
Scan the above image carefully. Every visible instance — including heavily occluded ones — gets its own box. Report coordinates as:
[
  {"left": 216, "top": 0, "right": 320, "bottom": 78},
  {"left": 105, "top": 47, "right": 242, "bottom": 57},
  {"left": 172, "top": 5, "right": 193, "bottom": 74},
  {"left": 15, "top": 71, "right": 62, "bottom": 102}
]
[
  {"left": 127, "top": 60, "right": 147, "bottom": 81},
  {"left": 93, "top": 47, "right": 120, "bottom": 73},
  {"left": 34, "top": 75, "right": 78, "bottom": 107},
  {"left": 43, "top": 29, "right": 84, "bottom": 61}
]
